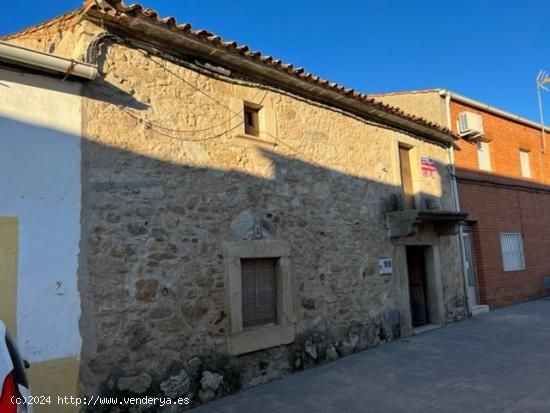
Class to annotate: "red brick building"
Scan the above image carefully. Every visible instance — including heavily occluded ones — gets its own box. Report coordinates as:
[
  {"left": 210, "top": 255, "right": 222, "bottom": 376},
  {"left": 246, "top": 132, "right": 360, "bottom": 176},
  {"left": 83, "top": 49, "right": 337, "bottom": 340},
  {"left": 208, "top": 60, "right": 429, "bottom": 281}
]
[{"left": 376, "top": 89, "right": 550, "bottom": 309}]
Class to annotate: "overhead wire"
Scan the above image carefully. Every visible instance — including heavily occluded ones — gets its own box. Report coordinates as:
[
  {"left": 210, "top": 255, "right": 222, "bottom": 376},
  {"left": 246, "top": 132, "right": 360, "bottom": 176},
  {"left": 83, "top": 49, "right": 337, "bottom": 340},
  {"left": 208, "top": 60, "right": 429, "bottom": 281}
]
[
  {"left": 117, "top": 89, "right": 269, "bottom": 143},
  {"left": 86, "top": 27, "right": 272, "bottom": 142},
  {"left": 117, "top": 87, "right": 263, "bottom": 134},
  {"left": 135, "top": 47, "right": 240, "bottom": 115},
  {"left": 142, "top": 120, "right": 246, "bottom": 143},
  {"left": 86, "top": 15, "right": 245, "bottom": 136},
  {"left": 89, "top": 24, "right": 443, "bottom": 147},
  {"left": 87, "top": 15, "right": 413, "bottom": 158}
]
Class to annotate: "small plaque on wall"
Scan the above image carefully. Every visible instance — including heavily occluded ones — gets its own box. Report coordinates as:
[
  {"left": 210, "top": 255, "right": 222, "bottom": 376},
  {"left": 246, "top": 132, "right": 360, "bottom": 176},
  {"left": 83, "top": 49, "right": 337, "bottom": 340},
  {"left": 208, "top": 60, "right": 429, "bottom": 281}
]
[{"left": 378, "top": 257, "right": 393, "bottom": 275}]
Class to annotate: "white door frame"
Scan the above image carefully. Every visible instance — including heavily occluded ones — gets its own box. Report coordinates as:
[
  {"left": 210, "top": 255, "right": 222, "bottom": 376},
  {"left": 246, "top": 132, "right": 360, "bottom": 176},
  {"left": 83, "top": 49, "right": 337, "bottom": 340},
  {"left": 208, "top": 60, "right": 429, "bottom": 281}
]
[{"left": 461, "top": 226, "right": 479, "bottom": 308}]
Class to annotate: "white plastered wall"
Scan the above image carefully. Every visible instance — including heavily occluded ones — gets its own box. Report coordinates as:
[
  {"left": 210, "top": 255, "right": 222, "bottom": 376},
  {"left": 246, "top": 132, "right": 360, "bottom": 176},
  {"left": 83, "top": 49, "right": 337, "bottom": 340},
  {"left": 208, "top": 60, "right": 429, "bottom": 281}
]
[{"left": 0, "top": 68, "right": 81, "bottom": 363}]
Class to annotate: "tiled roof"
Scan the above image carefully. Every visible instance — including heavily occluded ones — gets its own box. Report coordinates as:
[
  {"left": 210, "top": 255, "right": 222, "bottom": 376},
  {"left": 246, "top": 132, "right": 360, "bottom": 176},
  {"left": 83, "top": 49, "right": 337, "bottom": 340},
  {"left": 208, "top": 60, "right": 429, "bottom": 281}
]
[
  {"left": 90, "top": 0, "right": 454, "bottom": 139},
  {"left": 82, "top": 0, "right": 454, "bottom": 140},
  {"left": 4, "top": 0, "right": 454, "bottom": 140}
]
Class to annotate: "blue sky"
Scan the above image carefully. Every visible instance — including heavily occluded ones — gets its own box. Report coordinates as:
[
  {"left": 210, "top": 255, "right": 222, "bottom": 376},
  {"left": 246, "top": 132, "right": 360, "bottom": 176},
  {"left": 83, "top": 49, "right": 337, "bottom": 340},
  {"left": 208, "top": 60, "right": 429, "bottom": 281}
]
[{"left": 2, "top": 0, "right": 549, "bottom": 122}]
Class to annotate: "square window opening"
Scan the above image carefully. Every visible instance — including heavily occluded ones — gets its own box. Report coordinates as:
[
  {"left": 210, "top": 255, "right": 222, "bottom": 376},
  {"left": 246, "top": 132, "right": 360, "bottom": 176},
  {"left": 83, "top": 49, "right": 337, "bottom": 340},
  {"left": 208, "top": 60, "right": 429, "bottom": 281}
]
[
  {"left": 244, "top": 104, "right": 260, "bottom": 137},
  {"left": 240, "top": 257, "right": 278, "bottom": 329}
]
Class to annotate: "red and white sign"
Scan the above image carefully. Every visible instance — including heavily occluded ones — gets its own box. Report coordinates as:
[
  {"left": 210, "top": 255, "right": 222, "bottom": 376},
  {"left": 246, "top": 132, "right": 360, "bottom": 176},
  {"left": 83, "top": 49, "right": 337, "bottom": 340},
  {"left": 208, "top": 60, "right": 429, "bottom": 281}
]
[{"left": 421, "top": 157, "right": 437, "bottom": 177}]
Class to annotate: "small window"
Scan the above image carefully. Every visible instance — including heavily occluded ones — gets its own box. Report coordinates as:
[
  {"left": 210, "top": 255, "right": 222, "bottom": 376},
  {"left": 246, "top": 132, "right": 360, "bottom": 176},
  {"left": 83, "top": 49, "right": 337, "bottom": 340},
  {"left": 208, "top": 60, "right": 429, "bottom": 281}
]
[
  {"left": 477, "top": 141, "right": 491, "bottom": 171},
  {"left": 499, "top": 233, "right": 526, "bottom": 271},
  {"left": 244, "top": 104, "right": 260, "bottom": 137},
  {"left": 520, "top": 149, "right": 531, "bottom": 178},
  {"left": 241, "top": 258, "right": 277, "bottom": 328}
]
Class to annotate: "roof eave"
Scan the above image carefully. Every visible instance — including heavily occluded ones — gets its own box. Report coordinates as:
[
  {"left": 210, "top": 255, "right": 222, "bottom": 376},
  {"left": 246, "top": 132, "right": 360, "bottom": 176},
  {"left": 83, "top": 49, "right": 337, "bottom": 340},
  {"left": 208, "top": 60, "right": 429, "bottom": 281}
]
[{"left": 84, "top": 9, "right": 454, "bottom": 145}]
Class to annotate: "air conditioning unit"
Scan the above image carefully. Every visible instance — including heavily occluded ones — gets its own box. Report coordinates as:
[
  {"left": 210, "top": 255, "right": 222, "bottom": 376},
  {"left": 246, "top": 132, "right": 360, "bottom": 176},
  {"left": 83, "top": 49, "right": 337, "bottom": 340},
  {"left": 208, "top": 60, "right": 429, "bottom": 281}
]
[{"left": 458, "top": 112, "right": 484, "bottom": 138}]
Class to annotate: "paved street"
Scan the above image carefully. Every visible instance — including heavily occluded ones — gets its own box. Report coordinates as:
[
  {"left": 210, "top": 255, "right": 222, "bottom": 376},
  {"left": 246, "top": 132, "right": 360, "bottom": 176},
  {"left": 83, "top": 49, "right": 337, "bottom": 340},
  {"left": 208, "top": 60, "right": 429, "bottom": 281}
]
[{"left": 194, "top": 299, "right": 550, "bottom": 412}]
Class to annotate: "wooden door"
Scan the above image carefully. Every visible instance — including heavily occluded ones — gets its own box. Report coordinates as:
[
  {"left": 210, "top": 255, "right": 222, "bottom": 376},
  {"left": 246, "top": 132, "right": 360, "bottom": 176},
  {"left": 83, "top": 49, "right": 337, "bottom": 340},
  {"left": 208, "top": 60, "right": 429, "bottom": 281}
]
[{"left": 406, "top": 246, "right": 429, "bottom": 326}]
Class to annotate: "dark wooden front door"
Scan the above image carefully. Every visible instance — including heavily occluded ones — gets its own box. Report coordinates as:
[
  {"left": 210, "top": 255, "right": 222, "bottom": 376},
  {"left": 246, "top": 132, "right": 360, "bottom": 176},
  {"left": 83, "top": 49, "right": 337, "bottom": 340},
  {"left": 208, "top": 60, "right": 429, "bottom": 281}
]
[{"left": 406, "top": 246, "right": 429, "bottom": 327}]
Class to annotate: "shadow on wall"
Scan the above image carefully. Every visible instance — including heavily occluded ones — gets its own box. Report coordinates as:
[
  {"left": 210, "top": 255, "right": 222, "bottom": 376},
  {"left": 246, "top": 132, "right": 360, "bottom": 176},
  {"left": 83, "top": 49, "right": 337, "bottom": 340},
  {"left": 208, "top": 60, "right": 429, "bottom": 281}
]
[
  {"left": 0, "top": 114, "right": 459, "bottom": 409},
  {"left": 0, "top": 66, "right": 148, "bottom": 110}
]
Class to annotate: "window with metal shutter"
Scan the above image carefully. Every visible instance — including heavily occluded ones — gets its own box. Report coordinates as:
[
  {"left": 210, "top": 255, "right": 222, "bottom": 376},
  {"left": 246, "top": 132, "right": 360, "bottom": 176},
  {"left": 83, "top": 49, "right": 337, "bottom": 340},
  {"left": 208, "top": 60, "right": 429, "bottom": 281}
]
[
  {"left": 241, "top": 258, "right": 277, "bottom": 328},
  {"left": 499, "top": 233, "right": 526, "bottom": 271}
]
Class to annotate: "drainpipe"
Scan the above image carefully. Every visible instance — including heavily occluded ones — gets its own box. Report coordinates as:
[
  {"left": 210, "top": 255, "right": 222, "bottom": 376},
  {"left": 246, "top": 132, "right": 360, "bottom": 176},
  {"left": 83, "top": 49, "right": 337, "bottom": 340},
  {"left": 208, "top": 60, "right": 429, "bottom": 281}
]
[
  {"left": 439, "top": 89, "right": 472, "bottom": 316},
  {"left": 0, "top": 41, "right": 98, "bottom": 80},
  {"left": 441, "top": 90, "right": 461, "bottom": 211}
]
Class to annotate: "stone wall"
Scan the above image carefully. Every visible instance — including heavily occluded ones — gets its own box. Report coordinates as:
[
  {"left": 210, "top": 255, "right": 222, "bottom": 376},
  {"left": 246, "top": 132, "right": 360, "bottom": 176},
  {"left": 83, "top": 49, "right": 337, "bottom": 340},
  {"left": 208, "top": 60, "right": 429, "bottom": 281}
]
[{"left": 74, "top": 38, "right": 466, "bottom": 408}]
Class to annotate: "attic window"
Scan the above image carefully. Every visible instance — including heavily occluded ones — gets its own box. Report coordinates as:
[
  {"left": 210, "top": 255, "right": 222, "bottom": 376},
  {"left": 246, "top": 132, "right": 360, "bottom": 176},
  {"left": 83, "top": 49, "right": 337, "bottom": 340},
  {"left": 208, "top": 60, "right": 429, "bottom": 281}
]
[{"left": 244, "top": 104, "right": 260, "bottom": 136}]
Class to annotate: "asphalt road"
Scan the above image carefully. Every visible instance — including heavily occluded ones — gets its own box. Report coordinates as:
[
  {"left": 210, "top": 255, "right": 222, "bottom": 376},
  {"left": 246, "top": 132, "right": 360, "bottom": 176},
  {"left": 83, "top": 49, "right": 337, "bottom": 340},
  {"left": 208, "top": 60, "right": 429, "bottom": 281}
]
[{"left": 193, "top": 299, "right": 550, "bottom": 412}]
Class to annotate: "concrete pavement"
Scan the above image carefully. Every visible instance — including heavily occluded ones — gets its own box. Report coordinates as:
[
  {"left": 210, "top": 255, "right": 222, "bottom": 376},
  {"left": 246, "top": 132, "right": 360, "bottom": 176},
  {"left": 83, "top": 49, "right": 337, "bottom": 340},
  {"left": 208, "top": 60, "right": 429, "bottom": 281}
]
[{"left": 193, "top": 299, "right": 550, "bottom": 412}]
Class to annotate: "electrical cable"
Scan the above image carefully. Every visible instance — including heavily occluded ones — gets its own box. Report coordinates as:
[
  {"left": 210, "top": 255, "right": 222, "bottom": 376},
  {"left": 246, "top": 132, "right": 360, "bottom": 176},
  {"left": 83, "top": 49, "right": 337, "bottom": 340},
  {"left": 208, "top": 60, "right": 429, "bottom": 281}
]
[
  {"left": 135, "top": 47, "right": 240, "bottom": 115},
  {"left": 85, "top": 11, "right": 445, "bottom": 153},
  {"left": 144, "top": 120, "right": 246, "bottom": 143},
  {"left": 115, "top": 90, "right": 269, "bottom": 143},
  {"left": 117, "top": 87, "right": 263, "bottom": 134},
  {"left": 88, "top": 28, "right": 444, "bottom": 147}
]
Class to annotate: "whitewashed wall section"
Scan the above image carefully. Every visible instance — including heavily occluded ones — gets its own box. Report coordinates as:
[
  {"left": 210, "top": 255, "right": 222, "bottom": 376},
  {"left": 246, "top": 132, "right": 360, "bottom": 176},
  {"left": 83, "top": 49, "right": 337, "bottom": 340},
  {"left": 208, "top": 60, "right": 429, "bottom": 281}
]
[{"left": 0, "top": 68, "right": 82, "bottom": 363}]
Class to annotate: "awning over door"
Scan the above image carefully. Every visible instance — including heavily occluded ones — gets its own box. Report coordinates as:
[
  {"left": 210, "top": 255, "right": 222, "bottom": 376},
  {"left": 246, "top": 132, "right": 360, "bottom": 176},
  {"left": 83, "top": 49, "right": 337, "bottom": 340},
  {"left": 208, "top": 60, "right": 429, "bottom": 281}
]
[{"left": 386, "top": 210, "right": 468, "bottom": 238}]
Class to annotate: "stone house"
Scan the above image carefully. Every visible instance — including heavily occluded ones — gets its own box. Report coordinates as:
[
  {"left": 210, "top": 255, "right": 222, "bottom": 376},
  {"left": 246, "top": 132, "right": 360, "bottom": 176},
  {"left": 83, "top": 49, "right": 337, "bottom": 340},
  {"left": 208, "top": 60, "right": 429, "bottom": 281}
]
[
  {"left": 376, "top": 89, "right": 550, "bottom": 310},
  {"left": 3, "top": 1, "right": 468, "bottom": 409}
]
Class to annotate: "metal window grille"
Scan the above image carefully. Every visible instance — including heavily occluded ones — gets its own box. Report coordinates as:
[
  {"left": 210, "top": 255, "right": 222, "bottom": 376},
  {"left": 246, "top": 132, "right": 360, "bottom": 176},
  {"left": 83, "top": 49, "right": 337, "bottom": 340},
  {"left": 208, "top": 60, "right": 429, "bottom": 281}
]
[
  {"left": 499, "top": 233, "right": 526, "bottom": 271},
  {"left": 241, "top": 258, "right": 277, "bottom": 328}
]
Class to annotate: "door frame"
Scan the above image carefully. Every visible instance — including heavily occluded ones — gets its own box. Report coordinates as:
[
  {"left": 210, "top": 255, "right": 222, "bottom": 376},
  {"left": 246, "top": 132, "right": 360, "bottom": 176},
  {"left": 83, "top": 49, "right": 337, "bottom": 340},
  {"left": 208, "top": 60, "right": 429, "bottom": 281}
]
[
  {"left": 461, "top": 225, "right": 480, "bottom": 309},
  {"left": 395, "top": 241, "right": 445, "bottom": 337},
  {"left": 406, "top": 245, "right": 430, "bottom": 327}
]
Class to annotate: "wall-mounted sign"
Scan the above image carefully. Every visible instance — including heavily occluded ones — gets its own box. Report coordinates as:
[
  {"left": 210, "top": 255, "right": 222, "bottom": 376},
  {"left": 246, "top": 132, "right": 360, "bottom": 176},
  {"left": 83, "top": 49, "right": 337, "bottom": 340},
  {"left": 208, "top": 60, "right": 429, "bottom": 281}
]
[
  {"left": 421, "top": 157, "right": 437, "bottom": 177},
  {"left": 378, "top": 257, "right": 393, "bottom": 275}
]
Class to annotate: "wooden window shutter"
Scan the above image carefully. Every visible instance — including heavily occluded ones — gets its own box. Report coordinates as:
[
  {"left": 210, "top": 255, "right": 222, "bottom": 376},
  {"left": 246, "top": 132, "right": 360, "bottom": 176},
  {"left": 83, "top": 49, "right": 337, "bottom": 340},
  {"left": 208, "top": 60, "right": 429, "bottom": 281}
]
[
  {"left": 399, "top": 145, "right": 415, "bottom": 209},
  {"left": 241, "top": 258, "right": 277, "bottom": 328}
]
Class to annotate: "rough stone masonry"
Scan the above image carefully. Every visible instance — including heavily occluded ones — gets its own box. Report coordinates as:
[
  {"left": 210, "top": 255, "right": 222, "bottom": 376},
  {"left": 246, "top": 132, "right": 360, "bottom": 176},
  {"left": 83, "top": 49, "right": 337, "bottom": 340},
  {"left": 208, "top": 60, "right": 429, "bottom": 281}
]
[{"left": 4, "top": 2, "right": 468, "bottom": 410}]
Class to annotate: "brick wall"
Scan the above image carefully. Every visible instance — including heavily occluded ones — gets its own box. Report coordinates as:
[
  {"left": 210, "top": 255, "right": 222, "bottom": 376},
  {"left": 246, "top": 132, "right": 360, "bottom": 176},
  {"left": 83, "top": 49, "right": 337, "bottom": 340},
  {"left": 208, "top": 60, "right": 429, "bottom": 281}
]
[{"left": 451, "top": 101, "right": 550, "bottom": 308}]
